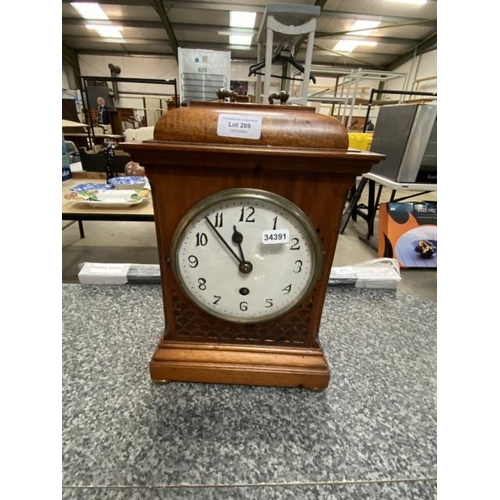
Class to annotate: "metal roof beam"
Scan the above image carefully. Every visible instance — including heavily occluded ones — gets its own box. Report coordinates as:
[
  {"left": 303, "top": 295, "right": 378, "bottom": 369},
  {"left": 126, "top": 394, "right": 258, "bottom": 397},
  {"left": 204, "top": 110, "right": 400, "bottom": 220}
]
[
  {"left": 319, "top": 10, "right": 435, "bottom": 25},
  {"left": 62, "top": 17, "right": 258, "bottom": 36},
  {"left": 65, "top": 48, "right": 176, "bottom": 58},
  {"left": 64, "top": 0, "right": 435, "bottom": 25},
  {"left": 385, "top": 32, "right": 437, "bottom": 70},
  {"left": 62, "top": 41, "right": 80, "bottom": 70},
  {"left": 315, "top": 33, "right": 421, "bottom": 46},
  {"left": 62, "top": 36, "right": 172, "bottom": 45},
  {"left": 150, "top": 0, "right": 179, "bottom": 61},
  {"left": 63, "top": 0, "right": 153, "bottom": 5},
  {"left": 62, "top": 17, "right": 424, "bottom": 47}
]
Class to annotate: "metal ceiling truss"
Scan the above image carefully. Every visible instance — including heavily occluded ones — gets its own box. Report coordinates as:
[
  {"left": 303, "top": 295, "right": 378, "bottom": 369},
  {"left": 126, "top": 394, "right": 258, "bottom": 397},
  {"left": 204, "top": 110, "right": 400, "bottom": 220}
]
[
  {"left": 150, "top": 0, "right": 179, "bottom": 61},
  {"left": 62, "top": 0, "right": 436, "bottom": 70}
]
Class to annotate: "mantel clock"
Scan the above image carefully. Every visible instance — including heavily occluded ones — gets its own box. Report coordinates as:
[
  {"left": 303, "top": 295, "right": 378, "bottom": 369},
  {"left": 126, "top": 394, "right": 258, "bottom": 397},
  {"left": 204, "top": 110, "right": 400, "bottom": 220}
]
[{"left": 122, "top": 102, "right": 384, "bottom": 390}]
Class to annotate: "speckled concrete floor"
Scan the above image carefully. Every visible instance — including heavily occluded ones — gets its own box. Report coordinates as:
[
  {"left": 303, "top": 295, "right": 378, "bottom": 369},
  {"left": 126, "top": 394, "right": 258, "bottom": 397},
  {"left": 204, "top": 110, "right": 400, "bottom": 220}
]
[{"left": 62, "top": 284, "right": 436, "bottom": 499}]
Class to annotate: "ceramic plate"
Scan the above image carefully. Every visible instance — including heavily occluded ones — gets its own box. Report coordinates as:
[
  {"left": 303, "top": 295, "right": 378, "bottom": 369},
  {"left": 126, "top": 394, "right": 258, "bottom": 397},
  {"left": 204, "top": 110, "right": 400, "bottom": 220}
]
[
  {"left": 108, "top": 176, "right": 146, "bottom": 189},
  {"left": 395, "top": 226, "right": 437, "bottom": 268},
  {"left": 70, "top": 183, "right": 113, "bottom": 192},
  {"left": 65, "top": 189, "right": 150, "bottom": 208}
]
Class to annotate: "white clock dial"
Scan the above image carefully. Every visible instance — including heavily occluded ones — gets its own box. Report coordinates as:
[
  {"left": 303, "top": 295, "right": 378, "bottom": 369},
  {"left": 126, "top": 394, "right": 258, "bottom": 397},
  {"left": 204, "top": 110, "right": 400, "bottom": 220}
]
[{"left": 171, "top": 189, "right": 322, "bottom": 324}]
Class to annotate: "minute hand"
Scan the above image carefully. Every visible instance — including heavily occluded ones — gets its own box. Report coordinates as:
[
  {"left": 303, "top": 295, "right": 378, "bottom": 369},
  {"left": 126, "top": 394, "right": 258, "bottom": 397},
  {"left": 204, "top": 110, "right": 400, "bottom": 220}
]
[{"left": 204, "top": 216, "right": 242, "bottom": 265}]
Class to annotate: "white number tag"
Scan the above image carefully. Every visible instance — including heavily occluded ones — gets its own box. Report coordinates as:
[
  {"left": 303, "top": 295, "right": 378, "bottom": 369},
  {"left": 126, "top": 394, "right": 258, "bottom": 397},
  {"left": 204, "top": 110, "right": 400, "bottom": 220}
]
[
  {"left": 217, "top": 114, "right": 262, "bottom": 140},
  {"left": 262, "top": 229, "right": 290, "bottom": 244}
]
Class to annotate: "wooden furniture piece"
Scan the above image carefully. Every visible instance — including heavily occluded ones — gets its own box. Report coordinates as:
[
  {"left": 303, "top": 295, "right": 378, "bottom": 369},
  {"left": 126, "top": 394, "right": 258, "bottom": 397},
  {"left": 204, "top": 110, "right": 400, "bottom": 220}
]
[
  {"left": 121, "top": 101, "right": 384, "bottom": 390},
  {"left": 78, "top": 148, "right": 132, "bottom": 176},
  {"left": 63, "top": 132, "right": 125, "bottom": 150},
  {"left": 109, "top": 108, "right": 136, "bottom": 135},
  {"left": 62, "top": 98, "right": 80, "bottom": 122}
]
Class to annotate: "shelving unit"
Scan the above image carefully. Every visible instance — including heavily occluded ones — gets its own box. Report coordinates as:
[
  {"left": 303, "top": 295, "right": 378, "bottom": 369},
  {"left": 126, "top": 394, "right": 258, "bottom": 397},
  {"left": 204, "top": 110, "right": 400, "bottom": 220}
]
[
  {"left": 79, "top": 75, "right": 178, "bottom": 147},
  {"left": 292, "top": 67, "right": 407, "bottom": 127}
]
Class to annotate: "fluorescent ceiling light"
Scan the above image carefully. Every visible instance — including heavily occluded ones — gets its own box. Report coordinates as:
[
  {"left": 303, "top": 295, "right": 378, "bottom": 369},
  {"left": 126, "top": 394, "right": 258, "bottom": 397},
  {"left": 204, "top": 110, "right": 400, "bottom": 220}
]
[
  {"left": 86, "top": 24, "right": 123, "bottom": 38},
  {"left": 71, "top": 2, "right": 108, "bottom": 20},
  {"left": 386, "top": 0, "right": 427, "bottom": 4},
  {"left": 333, "top": 40, "right": 377, "bottom": 52},
  {"left": 230, "top": 11, "right": 256, "bottom": 28},
  {"left": 348, "top": 20, "right": 381, "bottom": 35},
  {"left": 229, "top": 34, "right": 253, "bottom": 46},
  {"left": 333, "top": 40, "right": 358, "bottom": 53},
  {"left": 333, "top": 40, "right": 377, "bottom": 53},
  {"left": 333, "top": 19, "right": 380, "bottom": 53}
]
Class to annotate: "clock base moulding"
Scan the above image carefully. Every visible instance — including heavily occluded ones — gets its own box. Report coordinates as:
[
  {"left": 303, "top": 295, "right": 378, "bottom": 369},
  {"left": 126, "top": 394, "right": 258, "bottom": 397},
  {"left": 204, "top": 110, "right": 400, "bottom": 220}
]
[{"left": 149, "top": 341, "right": 330, "bottom": 390}]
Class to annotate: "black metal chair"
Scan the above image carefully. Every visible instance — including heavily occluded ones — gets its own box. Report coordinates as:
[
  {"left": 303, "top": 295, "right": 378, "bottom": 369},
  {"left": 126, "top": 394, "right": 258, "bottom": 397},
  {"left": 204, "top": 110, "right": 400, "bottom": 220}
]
[{"left": 78, "top": 148, "right": 131, "bottom": 178}]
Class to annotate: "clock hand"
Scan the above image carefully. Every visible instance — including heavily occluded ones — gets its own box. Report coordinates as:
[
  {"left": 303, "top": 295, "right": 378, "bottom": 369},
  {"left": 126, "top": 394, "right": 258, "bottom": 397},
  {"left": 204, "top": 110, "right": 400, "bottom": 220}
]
[
  {"left": 204, "top": 216, "right": 242, "bottom": 265},
  {"left": 231, "top": 225, "right": 253, "bottom": 274},
  {"left": 231, "top": 225, "right": 246, "bottom": 263}
]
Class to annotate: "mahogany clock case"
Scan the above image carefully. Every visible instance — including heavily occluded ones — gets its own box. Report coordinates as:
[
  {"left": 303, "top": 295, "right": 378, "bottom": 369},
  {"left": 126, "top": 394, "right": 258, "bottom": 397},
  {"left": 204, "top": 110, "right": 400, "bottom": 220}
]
[{"left": 121, "top": 102, "right": 384, "bottom": 390}]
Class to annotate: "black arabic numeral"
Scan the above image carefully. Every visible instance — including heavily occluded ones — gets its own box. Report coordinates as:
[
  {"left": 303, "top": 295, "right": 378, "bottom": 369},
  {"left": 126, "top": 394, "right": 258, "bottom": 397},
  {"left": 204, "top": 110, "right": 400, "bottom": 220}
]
[
  {"left": 196, "top": 232, "right": 208, "bottom": 247},
  {"left": 290, "top": 238, "right": 300, "bottom": 250},
  {"left": 293, "top": 260, "right": 303, "bottom": 273},
  {"left": 239, "top": 206, "right": 255, "bottom": 222},
  {"left": 188, "top": 255, "right": 199, "bottom": 268},
  {"left": 239, "top": 301, "right": 248, "bottom": 311},
  {"left": 282, "top": 284, "right": 292, "bottom": 295},
  {"left": 272, "top": 216, "right": 277, "bottom": 230},
  {"left": 265, "top": 299, "right": 273, "bottom": 308},
  {"left": 214, "top": 212, "right": 224, "bottom": 228},
  {"left": 213, "top": 295, "right": 221, "bottom": 305},
  {"left": 198, "top": 278, "right": 207, "bottom": 290}
]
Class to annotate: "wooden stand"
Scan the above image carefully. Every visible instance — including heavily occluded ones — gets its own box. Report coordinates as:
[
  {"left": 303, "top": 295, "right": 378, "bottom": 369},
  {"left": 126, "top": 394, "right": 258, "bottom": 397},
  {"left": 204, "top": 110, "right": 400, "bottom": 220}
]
[
  {"left": 150, "top": 341, "right": 330, "bottom": 390},
  {"left": 109, "top": 107, "right": 136, "bottom": 135},
  {"left": 121, "top": 102, "right": 384, "bottom": 390}
]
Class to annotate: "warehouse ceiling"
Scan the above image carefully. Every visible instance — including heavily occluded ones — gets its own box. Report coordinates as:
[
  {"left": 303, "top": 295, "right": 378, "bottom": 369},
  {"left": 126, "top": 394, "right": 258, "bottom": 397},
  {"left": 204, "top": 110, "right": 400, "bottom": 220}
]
[{"left": 62, "top": 0, "right": 437, "bottom": 71}]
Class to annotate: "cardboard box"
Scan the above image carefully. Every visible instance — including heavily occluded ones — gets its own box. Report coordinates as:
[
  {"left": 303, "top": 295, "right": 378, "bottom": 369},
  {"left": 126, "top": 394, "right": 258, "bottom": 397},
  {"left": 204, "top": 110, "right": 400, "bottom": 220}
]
[
  {"left": 78, "top": 262, "right": 130, "bottom": 284},
  {"left": 78, "top": 262, "right": 161, "bottom": 284},
  {"left": 378, "top": 202, "right": 437, "bottom": 268}
]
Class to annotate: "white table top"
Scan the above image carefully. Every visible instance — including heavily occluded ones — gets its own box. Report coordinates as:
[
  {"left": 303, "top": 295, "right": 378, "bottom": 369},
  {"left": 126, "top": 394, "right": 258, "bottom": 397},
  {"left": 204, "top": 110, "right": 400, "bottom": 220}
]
[{"left": 362, "top": 172, "right": 437, "bottom": 191}]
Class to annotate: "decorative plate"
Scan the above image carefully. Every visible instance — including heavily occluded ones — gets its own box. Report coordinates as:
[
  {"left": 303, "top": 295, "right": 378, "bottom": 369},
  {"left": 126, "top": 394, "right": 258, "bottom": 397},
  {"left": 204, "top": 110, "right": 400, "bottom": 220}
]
[
  {"left": 395, "top": 226, "right": 437, "bottom": 268},
  {"left": 65, "top": 189, "right": 151, "bottom": 208},
  {"left": 70, "top": 183, "right": 114, "bottom": 192},
  {"left": 108, "top": 176, "right": 146, "bottom": 187}
]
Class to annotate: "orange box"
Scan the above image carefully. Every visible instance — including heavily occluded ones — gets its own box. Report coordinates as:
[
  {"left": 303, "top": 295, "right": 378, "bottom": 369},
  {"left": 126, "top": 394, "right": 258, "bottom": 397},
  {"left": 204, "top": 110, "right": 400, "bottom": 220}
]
[{"left": 378, "top": 202, "right": 437, "bottom": 268}]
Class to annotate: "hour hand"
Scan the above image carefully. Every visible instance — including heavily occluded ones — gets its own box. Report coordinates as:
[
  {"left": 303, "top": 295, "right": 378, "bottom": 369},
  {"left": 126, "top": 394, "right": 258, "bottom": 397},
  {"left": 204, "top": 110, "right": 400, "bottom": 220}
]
[
  {"left": 232, "top": 225, "right": 253, "bottom": 274},
  {"left": 232, "top": 225, "right": 245, "bottom": 262}
]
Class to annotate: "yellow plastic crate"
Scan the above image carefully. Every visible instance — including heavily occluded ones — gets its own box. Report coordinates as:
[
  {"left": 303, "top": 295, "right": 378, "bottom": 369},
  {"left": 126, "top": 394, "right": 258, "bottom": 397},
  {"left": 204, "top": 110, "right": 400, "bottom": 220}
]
[{"left": 348, "top": 132, "right": 374, "bottom": 151}]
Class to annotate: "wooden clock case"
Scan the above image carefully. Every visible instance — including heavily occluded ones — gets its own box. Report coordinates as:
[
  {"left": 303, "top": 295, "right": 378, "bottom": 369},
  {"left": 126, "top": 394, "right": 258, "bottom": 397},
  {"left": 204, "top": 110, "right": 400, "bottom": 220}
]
[{"left": 121, "top": 102, "right": 384, "bottom": 390}]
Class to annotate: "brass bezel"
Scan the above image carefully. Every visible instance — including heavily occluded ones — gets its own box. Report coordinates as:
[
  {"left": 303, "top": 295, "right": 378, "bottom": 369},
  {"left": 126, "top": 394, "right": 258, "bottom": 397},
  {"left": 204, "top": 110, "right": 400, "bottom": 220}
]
[{"left": 170, "top": 188, "right": 322, "bottom": 324}]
